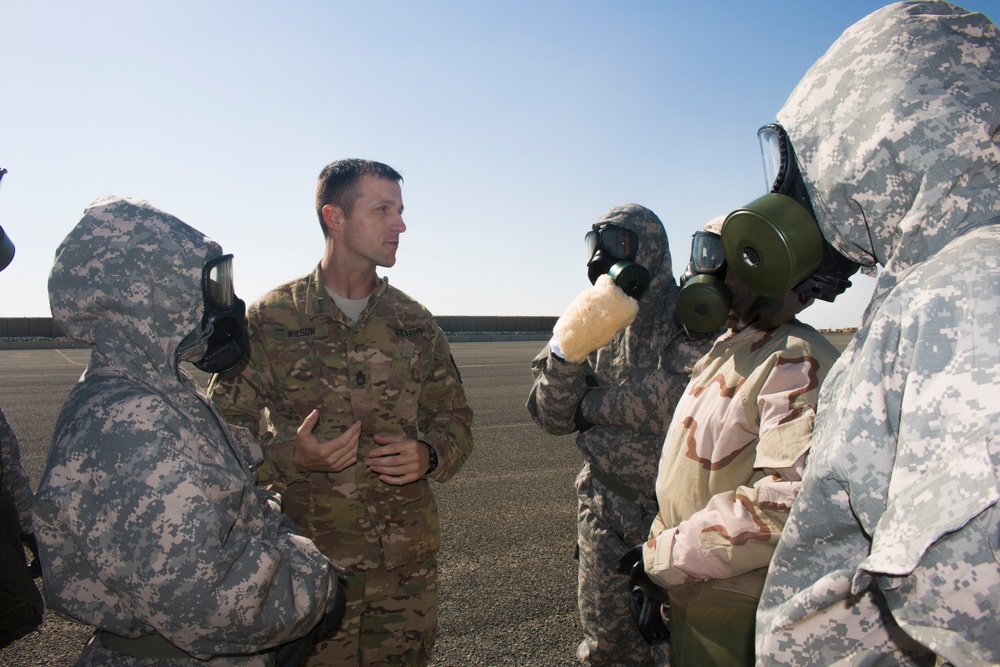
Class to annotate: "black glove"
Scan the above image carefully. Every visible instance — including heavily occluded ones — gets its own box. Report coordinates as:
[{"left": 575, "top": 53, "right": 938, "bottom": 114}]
[
  {"left": 21, "top": 532, "right": 42, "bottom": 579},
  {"left": 619, "top": 545, "right": 669, "bottom": 643},
  {"left": 274, "top": 577, "right": 346, "bottom": 667},
  {"left": 318, "top": 579, "right": 346, "bottom": 632},
  {"left": 573, "top": 374, "right": 600, "bottom": 433},
  {"left": 629, "top": 585, "right": 668, "bottom": 642}
]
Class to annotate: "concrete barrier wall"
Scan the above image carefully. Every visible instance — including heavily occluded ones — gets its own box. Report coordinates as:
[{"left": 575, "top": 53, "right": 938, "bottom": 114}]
[
  {"left": 0, "top": 317, "right": 65, "bottom": 338},
  {"left": 435, "top": 315, "right": 556, "bottom": 333},
  {"left": 0, "top": 316, "right": 557, "bottom": 337}
]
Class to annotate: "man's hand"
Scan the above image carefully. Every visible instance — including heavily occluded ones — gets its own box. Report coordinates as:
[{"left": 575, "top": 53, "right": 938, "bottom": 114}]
[
  {"left": 366, "top": 435, "right": 431, "bottom": 485},
  {"left": 293, "top": 409, "right": 361, "bottom": 473}
]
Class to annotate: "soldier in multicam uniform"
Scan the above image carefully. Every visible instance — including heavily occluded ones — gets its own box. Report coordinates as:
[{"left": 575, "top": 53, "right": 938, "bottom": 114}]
[
  {"left": 33, "top": 196, "right": 343, "bottom": 665},
  {"left": 208, "top": 159, "right": 473, "bottom": 667},
  {"left": 751, "top": 2, "right": 1000, "bottom": 665},
  {"left": 527, "top": 204, "right": 716, "bottom": 667},
  {"left": 621, "top": 215, "right": 845, "bottom": 666}
]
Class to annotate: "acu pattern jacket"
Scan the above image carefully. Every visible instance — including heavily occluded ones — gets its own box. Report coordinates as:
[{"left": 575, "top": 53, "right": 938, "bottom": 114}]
[
  {"left": 757, "top": 3, "right": 1000, "bottom": 665},
  {"left": 35, "top": 197, "right": 340, "bottom": 665}
]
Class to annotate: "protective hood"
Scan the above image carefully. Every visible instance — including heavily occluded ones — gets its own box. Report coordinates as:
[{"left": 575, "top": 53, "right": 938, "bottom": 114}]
[
  {"left": 49, "top": 196, "right": 221, "bottom": 385},
  {"left": 592, "top": 203, "right": 672, "bottom": 298},
  {"left": 778, "top": 1, "right": 1000, "bottom": 288}
]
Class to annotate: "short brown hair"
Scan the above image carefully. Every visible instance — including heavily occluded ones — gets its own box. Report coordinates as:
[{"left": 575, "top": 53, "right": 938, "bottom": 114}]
[{"left": 315, "top": 159, "right": 403, "bottom": 236}]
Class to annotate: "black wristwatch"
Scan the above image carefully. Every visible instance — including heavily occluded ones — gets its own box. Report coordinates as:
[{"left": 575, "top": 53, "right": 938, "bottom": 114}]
[{"left": 425, "top": 443, "right": 438, "bottom": 475}]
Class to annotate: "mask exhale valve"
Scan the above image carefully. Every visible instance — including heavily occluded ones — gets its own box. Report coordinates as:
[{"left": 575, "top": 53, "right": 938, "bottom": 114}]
[
  {"left": 721, "top": 123, "right": 859, "bottom": 301},
  {"left": 675, "top": 231, "right": 731, "bottom": 333}
]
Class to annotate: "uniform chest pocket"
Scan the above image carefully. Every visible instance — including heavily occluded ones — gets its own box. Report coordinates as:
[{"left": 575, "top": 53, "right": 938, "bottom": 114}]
[{"left": 380, "top": 339, "right": 421, "bottom": 421}]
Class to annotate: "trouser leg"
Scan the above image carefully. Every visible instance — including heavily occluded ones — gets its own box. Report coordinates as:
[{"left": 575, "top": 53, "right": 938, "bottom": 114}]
[
  {"left": 306, "top": 556, "right": 436, "bottom": 667},
  {"left": 576, "top": 468, "right": 656, "bottom": 667}
]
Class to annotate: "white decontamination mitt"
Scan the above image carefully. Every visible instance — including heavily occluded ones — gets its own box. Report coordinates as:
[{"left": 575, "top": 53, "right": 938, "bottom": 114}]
[{"left": 552, "top": 274, "right": 639, "bottom": 363}]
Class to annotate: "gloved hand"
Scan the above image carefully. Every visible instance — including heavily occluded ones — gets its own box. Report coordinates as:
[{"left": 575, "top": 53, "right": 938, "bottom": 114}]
[
  {"left": 619, "top": 544, "right": 669, "bottom": 642},
  {"left": 573, "top": 374, "right": 600, "bottom": 433},
  {"left": 274, "top": 575, "right": 346, "bottom": 667},
  {"left": 21, "top": 532, "right": 42, "bottom": 579},
  {"left": 552, "top": 274, "right": 639, "bottom": 363},
  {"left": 318, "top": 577, "right": 346, "bottom": 632}
]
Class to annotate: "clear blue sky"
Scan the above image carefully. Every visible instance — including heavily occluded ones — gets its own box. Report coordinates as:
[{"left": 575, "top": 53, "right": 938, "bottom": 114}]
[{"left": 1, "top": 1, "right": 994, "bottom": 330}]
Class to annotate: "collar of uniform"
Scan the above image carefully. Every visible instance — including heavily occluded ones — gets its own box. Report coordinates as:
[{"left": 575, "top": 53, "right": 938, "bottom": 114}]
[
  {"left": 304, "top": 263, "right": 326, "bottom": 316},
  {"left": 303, "top": 264, "right": 390, "bottom": 318}
]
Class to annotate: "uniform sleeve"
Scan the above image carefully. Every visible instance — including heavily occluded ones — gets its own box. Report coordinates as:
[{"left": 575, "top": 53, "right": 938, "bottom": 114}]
[
  {"left": 644, "top": 348, "right": 827, "bottom": 587},
  {"left": 526, "top": 342, "right": 589, "bottom": 435},
  {"left": 644, "top": 453, "right": 807, "bottom": 587},
  {"left": 419, "top": 326, "right": 474, "bottom": 482},
  {"left": 208, "top": 307, "right": 304, "bottom": 486},
  {"left": 578, "top": 363, "right": 690, "bottom": 436},
  {"left": 36, "top": 410, "right": 339, "bottom": 658},
  {"left": 0, "top": 405, "right": 35, "bottom": 534},
  {"left": 577, "top": 329, "right": 712, "bottom": 435}
]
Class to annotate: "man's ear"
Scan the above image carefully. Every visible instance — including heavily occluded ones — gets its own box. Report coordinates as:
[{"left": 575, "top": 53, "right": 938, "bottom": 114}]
[{"left": 321, "top": 204, "right": 344, "bottom": 234}]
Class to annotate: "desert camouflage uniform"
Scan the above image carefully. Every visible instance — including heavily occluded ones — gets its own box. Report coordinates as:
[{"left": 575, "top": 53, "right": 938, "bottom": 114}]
[
  {"left": 527, "top": 204, "right": 715, "bottom": 666},
  {"left": 756, "top": 3, "right": 1000, "bottom": 665},
  {"left": 33, "top": 197, "right": 341, "bottom": 666},
  {"left": 1, "top": 406, "right": 32, "bottom": 534},
  {"left": 208, "top": 266, "right": 473, "bottom": 667},
  {"left": 642, "top": 321, "right": 837, "bottom": 666}
]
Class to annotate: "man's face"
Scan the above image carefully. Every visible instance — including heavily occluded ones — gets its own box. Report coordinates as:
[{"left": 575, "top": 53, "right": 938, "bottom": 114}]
[{"left": 340, "top": 175, "right": 406, "bottom": 268}]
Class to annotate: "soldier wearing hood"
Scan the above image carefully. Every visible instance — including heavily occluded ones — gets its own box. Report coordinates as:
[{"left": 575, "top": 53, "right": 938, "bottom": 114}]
[
  {"left": 620, "top": 214, "right": 841, "bottom": 667},
  {"left": 34, "top": 196, "right": 343, "bottom": 665},
  {"left": 744, "top": 2, "right": 1000, "bottom": 665},
  {"left": 527, "top": 204, "right": 716, "bottom": 666}
]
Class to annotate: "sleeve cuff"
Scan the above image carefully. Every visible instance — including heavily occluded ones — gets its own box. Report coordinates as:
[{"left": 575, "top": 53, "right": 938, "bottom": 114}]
[
  {"left": 269, "top": 440, "right": 312, "bottom": 483},
  {"left": 643, "top": 528, "right": 690, "bottom": 589}
]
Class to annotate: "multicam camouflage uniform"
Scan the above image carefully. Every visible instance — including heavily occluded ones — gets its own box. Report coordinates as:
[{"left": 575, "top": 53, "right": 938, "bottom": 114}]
[
  {"left": 208, "top": 266, "right": 473, "bottom": 667},
  {"left": 34, "top": 197, "right": 342, "bottom": 666},
  {"left": 642, "top": 318, "right": 837, "bottom": 666},
  {"left": 1, "top": 406, "right": 32, "bottom": 535},
  {"left": 757, "top": 3, "right": 1000, "bottom": 665},
  {"left": 527, "top": 204, "right": 715, "bottom": 666}
]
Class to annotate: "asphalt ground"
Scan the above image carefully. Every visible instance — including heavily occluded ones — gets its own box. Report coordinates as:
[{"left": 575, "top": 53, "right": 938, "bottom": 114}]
[{"left": 0, "top": 335, "right": 853, "bottom": 667}]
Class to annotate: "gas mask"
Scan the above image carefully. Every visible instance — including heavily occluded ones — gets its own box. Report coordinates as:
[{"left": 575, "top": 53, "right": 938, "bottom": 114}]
[
  {"left": 675, "top": 230, "right": 731, "bottom": 333},
  {"left": 0, "top": 225, "right": 13, "bottom": 273},
  {"left": 0, "top": 168, "right": 14, "bottom": 272},
  {"left": 190, "top": 254, "right": 249, "bottom": 374},
  {"left": 721, "top": 124, "right": 858, "bottom": 300},
  {"left": 585, "top": 224, "right": 651, "bottom": 300}
]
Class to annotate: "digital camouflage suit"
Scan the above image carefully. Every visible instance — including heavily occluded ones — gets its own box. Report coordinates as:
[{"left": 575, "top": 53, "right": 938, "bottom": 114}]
[
  {"left": 756, "top": 3, "right": 1000, "bottom": 665},
  {"left": 208, "top": 266, "right": 473, "bottom": 666},
  {"left": 34, "top": 197, "right": 342, "bottom": 666},
  {"left": 1, "top": 408, "right": 32, "bottom": 537},
  {"left": 1, "top": 403, "right": 43, "bottom": 648},
  {"left": 527, "top": 204, "right": 715, "bottom": 666}
]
